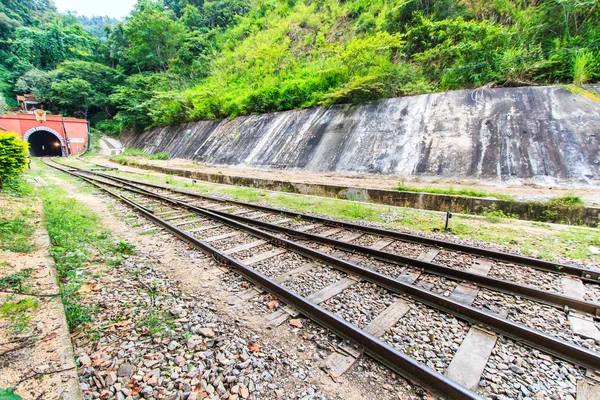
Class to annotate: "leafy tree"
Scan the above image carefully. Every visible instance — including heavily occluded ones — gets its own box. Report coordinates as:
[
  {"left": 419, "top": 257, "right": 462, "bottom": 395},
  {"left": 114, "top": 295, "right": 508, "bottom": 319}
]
[
  {"left": 124, "top": 1, "right": 186, "bottom": 72},
  {"left": 49, "top": 78, "right": 94, "bottom": 118},
  {"left": 0, "top": 132, "right": 29, "bottom": 188},
  {"left": 14, "top": 69, "right": 52, "bottom": 99}
]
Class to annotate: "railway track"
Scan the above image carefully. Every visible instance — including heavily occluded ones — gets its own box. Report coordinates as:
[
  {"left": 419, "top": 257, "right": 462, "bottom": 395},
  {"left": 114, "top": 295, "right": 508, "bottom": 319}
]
[{"left": 43, "top": 158, "right": 600, "bottom": 399}]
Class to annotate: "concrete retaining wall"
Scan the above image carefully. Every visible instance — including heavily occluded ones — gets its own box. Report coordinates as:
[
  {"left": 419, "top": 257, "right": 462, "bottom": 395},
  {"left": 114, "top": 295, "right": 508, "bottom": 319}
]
[{"left": 125, "top": 85, "right": 600, "bottom": 181}]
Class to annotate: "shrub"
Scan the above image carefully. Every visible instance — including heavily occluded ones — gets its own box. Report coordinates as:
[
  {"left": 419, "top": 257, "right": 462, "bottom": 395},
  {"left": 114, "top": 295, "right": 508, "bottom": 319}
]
[
  {"left": 0, "top": 132, "right": 29, "bottom": 189},
  {"left": 96, "top": 119, "right": 125, "bottom": 136},
  {"left": 573, "top": 50, "right": 593, "bottom": 86}
]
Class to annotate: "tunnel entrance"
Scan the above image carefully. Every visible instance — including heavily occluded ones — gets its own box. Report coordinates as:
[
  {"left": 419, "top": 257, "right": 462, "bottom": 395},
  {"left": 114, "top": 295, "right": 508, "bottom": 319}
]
[{"left": 28, "top": 130, "right": 63, "bottom": 156}]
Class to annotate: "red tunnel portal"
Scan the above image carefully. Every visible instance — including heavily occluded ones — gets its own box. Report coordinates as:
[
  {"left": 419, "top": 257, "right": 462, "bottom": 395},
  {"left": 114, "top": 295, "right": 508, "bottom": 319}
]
[{"left": 0, "top": 113, "right": 89, "bottom": 156}]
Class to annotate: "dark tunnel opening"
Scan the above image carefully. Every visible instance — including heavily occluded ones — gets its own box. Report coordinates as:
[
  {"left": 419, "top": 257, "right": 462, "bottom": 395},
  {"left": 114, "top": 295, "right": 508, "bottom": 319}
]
[{"left": 28, "top": 130, "right": 63, "bottom": 157}]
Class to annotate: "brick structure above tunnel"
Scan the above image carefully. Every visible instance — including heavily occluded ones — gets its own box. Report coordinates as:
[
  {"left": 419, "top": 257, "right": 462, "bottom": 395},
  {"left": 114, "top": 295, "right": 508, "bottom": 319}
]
[{"left": 0, "top": 113, "right": 89, "bottom": 156}]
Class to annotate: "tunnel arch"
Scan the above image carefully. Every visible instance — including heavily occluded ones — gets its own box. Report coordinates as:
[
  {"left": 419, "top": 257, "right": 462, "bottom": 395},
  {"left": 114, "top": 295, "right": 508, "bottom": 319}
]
[{"left": 23, "top": 126, "right": 66, "bottom": 157}]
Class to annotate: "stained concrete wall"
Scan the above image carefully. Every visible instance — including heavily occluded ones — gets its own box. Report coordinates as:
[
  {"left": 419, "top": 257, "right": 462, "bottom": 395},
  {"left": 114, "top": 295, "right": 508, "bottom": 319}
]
[{"left": 125, "top": 85, "right": 600, "bottom": 180}]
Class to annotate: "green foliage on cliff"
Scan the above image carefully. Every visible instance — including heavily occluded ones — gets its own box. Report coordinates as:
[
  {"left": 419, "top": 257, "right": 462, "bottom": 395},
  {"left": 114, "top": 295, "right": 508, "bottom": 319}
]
[
  {"left": 141, "top": 0, "right": 600, "bottom": 127},
  {"left": 1, "top": 0, "right": 599, "bottom": 132}
]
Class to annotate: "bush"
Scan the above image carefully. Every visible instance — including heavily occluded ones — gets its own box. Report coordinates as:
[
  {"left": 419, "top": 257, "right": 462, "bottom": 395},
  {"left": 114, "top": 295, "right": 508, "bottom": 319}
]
[
  {"left": 96, "top": 119, "right": 125, "bottom": 136},
  {"left": 573, "top": 49, "right": 593, "bottom": 86},
  {"left": 0, "top": 132, "right": 29, "bottom": 189}
]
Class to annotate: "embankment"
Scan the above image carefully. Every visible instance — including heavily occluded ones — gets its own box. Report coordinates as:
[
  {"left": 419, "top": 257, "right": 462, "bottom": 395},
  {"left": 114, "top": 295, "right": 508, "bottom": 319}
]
[{"left": 124, "top": 85, "right": 600, "bottom": 181}]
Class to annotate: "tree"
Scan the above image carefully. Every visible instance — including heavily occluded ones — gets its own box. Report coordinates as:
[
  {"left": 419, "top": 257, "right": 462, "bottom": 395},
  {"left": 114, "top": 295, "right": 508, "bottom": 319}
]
[
  {"left": 0, "top": 132, "right": 29, "bottom": 188},
  {"left": 14, "top": 68, "right": 52, "bottom": 99},
  {"left": 124, "top": 1, "right": 186, "bottom": 72},
  {"left": 52, "top": 60, "right": 123, "bottom": 112},
  {"left": 0, "top": 94, "right": 7, "bottom": 113},
  {"left": 49, "top": 78, "right": 94, "bottom": 118}
]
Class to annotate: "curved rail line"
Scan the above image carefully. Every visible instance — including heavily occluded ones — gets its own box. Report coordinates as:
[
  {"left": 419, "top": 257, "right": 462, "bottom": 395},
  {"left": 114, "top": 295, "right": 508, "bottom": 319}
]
[
  {"left": 70, "top": 163, "right": 600, "bottom": 284},
  {"left": 41, "top": 158, "right": 483, "bottom": 399},
  {"left": 43, "top": 159, "right": 600, "bottom": 375}
]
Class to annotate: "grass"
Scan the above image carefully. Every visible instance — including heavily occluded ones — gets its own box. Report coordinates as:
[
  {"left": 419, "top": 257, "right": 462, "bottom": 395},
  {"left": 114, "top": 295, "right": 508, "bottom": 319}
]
[
  {"left": 563, "top": 84, "right": 600, "bottom": 103},
  {"left": 0, "top": 267, "right": 34, "bottom": 293},
  {"left": 0, "top": 211, "right": 35, "bottom": 253},
  {"left": 0, "top": 298, "right": 39, "bottom": 334},
  {"left": 394, "top": 182, "right": 514, "bottom": 201},
  {"left": 31, "top": 159, "right": 137, "bottom": 331},
  {"left": 121, "top": 148, "right": 169, "bottom": 160},
  {"left": 0, "top": 178, "right": 36, "bottom": 253}
]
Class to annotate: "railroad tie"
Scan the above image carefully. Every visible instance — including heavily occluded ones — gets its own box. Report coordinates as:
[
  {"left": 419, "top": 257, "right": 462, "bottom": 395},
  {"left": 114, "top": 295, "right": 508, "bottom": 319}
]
[
  {"left": 563, "top": 277, "right": 600, "bottom": 400},
  {"left": 445, "top": 258, "right": 497, "bottom": 390},
  {"left": 369, "top": 239, "right": 394, "bottom": 251},
  {"left": 203, "top": 231, "right": 243, "bottom": 242},
  {"left": 325, "top": 299, "right": 411, "bottom": 378},
  {"left": 231, "top": 209, "right": 256, "bottom": 216},
  {"left": 318, "top": 228, "right": 344, "bottom": 238},
  {"left": 295, "top": 224, "right": 322, "bottom": 233},
  {"left": 240, "top": 249, "right": 287, "bottom": 265},
  {"left": 187, "top": 224, "right": 221, "bottom": 234},
  {"left": 227, "top": 262, "right": 315, "bottom": 307},
  {"left": 174, "top": 218, "right": 205, "bottom": 227},
  {"left": 163, "top": 213, "right": 194, "bottom": 222},
  {"left": 322, "top": 252, "right": 424, "bottom": 378},
  {"left": 336, "top": 232, "right": 364, "bottom": 243},
  {"left": 223, "top": 240, "right": 267, "bottom": 255},
  {"left": 212, "top": 205, "right": 237, "bottom": 212},
  {"left": 562, "top": 277, "right": 600, "bottom": 340},
  {"left": 402, "top": 248, "right": 440, "bottom": 286}
]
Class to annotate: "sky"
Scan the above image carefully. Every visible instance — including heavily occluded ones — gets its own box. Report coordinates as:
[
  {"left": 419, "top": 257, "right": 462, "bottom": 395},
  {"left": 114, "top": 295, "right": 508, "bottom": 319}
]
[{"left": 53, "top": 0, "right": 137, "bottom": 19}]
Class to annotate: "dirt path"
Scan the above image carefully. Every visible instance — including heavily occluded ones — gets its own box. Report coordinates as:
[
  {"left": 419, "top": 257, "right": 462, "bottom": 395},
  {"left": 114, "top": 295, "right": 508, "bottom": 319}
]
[{"left": 93, "top": 156, "right": 600, "bottom": 205}]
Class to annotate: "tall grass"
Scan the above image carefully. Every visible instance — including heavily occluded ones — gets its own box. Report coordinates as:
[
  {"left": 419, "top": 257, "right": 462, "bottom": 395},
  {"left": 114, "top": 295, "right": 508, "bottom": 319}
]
[{"left": 573, "top": 50, "right": 593, "bottom": 86}]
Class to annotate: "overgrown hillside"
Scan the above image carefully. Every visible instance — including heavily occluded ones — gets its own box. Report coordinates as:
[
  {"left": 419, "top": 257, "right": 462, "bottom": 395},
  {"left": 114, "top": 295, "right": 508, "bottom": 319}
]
[{"left": 1, "top": 0, "right": 599, "bottom": 134}]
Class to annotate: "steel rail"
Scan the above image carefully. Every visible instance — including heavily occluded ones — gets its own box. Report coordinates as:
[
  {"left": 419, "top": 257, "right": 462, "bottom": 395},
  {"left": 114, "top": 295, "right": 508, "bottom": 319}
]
[
  {"left": 77, "top": 167, "right": 600, "bottom": 283},
  {"left": 68, "top": 167, "right": 600, "bottom": 316},
  {"left": 41, "top": 158, "right": 481, "bottom": 399},
  {"left": 198, "top": 205, "right": 600, "bottom": 317},
  {"left": 49, "top": 162, "right": 600, "bottom": 371}
]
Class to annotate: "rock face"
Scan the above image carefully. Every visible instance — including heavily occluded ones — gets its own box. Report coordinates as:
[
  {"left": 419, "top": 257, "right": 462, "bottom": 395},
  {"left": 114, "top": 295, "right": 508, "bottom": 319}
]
[{"left": 125, "top": 85, "right": 600, "bottom": 180}]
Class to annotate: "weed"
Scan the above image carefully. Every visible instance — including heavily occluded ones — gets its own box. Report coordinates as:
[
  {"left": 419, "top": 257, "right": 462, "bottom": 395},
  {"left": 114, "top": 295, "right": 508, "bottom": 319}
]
[
  {"left": 139, "top": 229, "right": 158, "bottom": 235},
  {"left": 394, "top": 183, "right": 514, "bottom": 201},
  {"left": 0, "top": 212, "right": 35, "bottom": 253},
  {"left": 0, "top": 298, "right": 39, "bottom": 334},
  {"left": 1, "top": 176, "right": 34, "bottom": 197},
  {"left": 112, "top": 240, "right": 136, "bottom": 255},
  {"left": 137, "top": 308, "right": 171, "bottom": 335},
  {"left": 482, "top": 204, "right": 516, "bottom": 223},
  {"left": 149, "top": 152, "right": 169, "bottom": 160},
  {"left": 0, "top": 268, "right": 34, "bottom": 292},
  {"left": 573, "top": 49, "right": 593, "bottom": 86},
  {"left": 0, "top": 387, "right": 22, "bottom": 399}
]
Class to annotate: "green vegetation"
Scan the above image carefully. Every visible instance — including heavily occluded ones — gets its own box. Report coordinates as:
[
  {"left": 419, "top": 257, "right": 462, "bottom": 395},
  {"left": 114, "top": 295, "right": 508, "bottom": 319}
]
[
  {"left": 0, "top": 298, "right": 39, "bottom": 334},
  {"left": 0, "top": 268, "right": 34, "bottom": 293},
  {"left": 32, "top": 163, "right": 135, "bottom": 331},
  {"left": 0, "top": 133, "right": 28, "bottom": 188},
  {"left": 482, "top": 204, "right": 517, "bottom": 223},
  {"left": 394, "top": 181, "right": 514, "bottom": 201},
  {"left": 0, "top": 208, "right": 35, "bottom": 253},
  {"left": 0, "top": 388, "right": 23, "bottom": 400},
  {"left": 118, "top": 148, "right": 170, "bottom": 160},
  {"left": 1, "top": 0, "right": 598, "bottom": 132}
]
